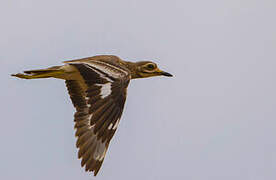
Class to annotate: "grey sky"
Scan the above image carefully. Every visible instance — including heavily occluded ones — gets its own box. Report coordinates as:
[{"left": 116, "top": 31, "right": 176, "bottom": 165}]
[{"left": 1, "top": 0, "right": 276, "bottom": 179}]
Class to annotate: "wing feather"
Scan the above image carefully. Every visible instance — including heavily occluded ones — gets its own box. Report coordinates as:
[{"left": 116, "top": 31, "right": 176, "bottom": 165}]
[{"left": 65, "top": 61, "right": 130, "bottom": 176}]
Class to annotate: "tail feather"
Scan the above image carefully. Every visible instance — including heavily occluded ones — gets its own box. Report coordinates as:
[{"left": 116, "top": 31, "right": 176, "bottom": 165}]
[
  {"left": 24, "top": 66, "right": 61, "bottom": 74},
  {"left": 12, "top": 66, "right": 64, "bottom": 79}
]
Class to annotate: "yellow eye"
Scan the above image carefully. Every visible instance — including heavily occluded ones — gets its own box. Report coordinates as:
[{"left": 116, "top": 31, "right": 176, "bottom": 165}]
[{"left": 146, "top": 64, "right": 155, "bottom": 70}]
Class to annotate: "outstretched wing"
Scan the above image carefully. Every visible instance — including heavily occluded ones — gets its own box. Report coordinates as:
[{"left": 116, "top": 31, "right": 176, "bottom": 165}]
[{"left": 65, "top": 61, "right": 130, "bottom": 176}]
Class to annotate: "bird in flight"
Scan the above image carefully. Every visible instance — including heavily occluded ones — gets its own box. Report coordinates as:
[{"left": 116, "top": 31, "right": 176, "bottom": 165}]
[{"left": 12, "top": 55, "right": 172, "bottom": 176}]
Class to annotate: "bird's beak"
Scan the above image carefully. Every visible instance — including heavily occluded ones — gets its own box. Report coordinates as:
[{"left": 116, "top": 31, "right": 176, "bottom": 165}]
[
  {"left": 155, "top": 68, "right": 173, "bottom": 77},
  {"left": 161, "top": 71, "right": 173, "bottom": 77}
]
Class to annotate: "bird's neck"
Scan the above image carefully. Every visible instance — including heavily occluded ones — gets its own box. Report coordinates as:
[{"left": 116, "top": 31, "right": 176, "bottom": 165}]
[{"left": 123, "top": 61, "right": 142, "bottom": 79}]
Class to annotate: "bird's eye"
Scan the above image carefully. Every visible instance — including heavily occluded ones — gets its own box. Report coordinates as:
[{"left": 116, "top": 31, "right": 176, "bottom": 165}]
[{"left": 146, "top": 64, "right": 155, "bottom": 70}]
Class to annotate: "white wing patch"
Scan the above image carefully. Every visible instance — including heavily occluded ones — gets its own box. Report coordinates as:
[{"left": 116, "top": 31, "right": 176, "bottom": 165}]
[
  {"left": 112, "top": 119, "right": 120, "bottom": 130},
  {"left": 95, "top": 83, "right": 112, "bottom": 99},
  {"left": 108, "top": 123, "right": 113, "bottom": 130}
]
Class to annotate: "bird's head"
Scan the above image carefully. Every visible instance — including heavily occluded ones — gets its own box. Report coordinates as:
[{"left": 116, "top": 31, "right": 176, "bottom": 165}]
[{"left": 129, "top": 61, "right": 173, "bottom": 79}]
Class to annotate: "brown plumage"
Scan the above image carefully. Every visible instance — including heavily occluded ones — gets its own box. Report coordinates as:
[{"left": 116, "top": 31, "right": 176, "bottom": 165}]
[{"left": 12, "top": 55, "right": 172, "bottom": 176}]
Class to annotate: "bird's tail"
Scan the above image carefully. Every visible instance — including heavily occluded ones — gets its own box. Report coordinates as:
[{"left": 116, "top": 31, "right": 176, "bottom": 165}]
[{"left": 12, "top": 66, "right": 64, "bottom": 79}]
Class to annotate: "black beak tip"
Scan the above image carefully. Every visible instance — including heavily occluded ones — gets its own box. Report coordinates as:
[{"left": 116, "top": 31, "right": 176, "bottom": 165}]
[{"left": 161, "top": 71, "right": 173, "bottom": 77}]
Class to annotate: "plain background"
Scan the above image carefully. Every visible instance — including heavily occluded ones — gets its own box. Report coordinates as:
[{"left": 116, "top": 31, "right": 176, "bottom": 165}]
[{"left": 1, "top": 0, "right": 276, "bottom": 179}]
